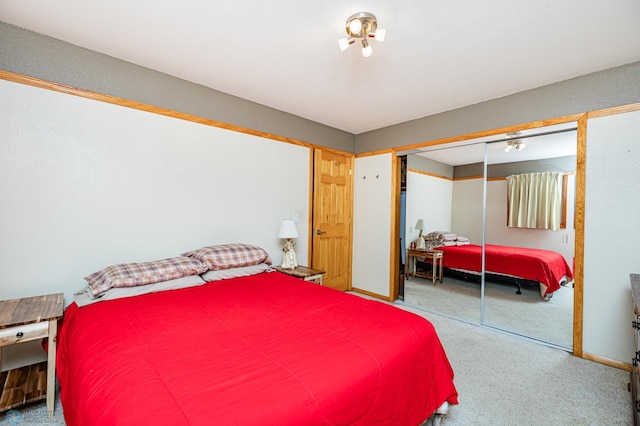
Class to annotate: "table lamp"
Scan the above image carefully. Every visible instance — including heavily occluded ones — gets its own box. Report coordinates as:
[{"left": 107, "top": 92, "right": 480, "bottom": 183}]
[
  {"left": 415, "top": 219, "right": 426, "bottom": 249},
  {"left": 278, "top": 219, "right": 299, "bottom": 269}
]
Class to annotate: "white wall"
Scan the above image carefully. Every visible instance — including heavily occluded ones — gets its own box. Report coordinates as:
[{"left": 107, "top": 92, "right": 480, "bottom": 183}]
[
  {"left": 451, "top": 179, "right": 485, "bottom": 244},
  {"left": 405, "top": 171, "right": 453, "bottom": 244},
  {"left": 352, "top": 153, "right": 392, "bottom": 297},
  {"left": 0, "top": 79, "right": 310, "bottom": 306},
  {"left": 583, "top": 110, "right": 640, "bottom": 362}
]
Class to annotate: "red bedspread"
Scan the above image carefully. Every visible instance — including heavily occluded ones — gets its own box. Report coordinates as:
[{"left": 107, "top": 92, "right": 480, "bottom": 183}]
[
  {"left": 436, "top": 244, "right": 573, "bottom": 297},
  {"left": 57, "top": 271, "right": 458, "bottom": 425}
]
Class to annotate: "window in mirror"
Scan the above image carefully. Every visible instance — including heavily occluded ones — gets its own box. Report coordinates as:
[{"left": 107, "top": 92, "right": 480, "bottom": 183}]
[{"left": 506, "top": 171, "right": 564, "bottom": 230}]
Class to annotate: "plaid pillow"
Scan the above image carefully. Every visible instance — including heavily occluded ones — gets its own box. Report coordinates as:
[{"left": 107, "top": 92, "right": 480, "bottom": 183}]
[
  {"left": 425, "top": 231, "right": 458, "bottom": 243},
  {"left": 85, "top": 256, "right": 208, "bottom": 297},
  {"left": 181, "top": 243, "right": 272, "bottom": 271}
]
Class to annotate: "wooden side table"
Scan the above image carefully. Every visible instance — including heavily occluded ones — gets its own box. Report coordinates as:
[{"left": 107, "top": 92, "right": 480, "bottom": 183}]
[
  {"left": 0, "top": 293, "right": 63, "bottom": 417},
  {"left": 273, "top": 265, "right": 325, "bottom": 285},
  {"left": 405, "top": 249, "right": 444, "bottom": 285}
]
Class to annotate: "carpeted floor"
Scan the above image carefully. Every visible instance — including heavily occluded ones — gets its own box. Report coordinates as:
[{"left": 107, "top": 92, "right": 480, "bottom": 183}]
[
  {"left": 400, "top": 302, "right": 632, "bottom": 425},
  {"left": 2, "top": 292, "right": 630, "bottom": 426},
  {"left": 404, "top": 272, "right": 574, "bottom": 348}
]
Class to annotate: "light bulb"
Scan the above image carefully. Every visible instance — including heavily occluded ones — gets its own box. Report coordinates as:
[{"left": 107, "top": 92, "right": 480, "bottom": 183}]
[
  {"left": 374, "top": 28, "right": 386, "bottom": 42},
  {"left": 349, "top": 18, "right": 362, "bottom": 35},
  {"left": 505, "top": 144, "right": 512, "bottom": 152},
  {"left": 361, "top": 39, "right": 372, "bottom": 57}
]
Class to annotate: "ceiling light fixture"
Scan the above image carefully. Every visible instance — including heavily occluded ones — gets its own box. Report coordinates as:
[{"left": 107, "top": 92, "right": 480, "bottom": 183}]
[
  {"left": 504, "top": 139, "right": 526, "bottom": 152},
  {"left": 338, "top": 12, "right": 386, "bottom": 57},
  {"left": 504, "top": 131, "right": 525, "bottom": 152}
]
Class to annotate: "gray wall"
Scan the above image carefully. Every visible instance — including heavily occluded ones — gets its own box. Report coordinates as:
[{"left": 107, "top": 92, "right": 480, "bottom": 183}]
[
  {"left": 407, "top": 155, "right": 453, "bottom": 179},
  {"left": 0, "top": 21, "right": 355, "bottom": 153},
  {"left": 3, "top": 20, "right": 639, "bottom": 156},
  {"left": 453, "top": 156, "right": 577, "bottom": 179},
  {"left": 356, "top": 61, "right": 640, "bottom": 152}
]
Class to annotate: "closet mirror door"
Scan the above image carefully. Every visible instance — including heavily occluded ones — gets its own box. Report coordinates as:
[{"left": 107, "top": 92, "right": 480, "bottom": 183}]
[
  {"left": 482, "top": 130, "right": 577, "bottom": 349},
  {"left": 402, "top": 143, "right": 485, "bottom": 324}
]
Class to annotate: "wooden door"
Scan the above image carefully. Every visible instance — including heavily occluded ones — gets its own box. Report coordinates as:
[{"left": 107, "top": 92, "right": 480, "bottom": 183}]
[{"left": 311, "top": 149, "right": 353, "bottom": 291}]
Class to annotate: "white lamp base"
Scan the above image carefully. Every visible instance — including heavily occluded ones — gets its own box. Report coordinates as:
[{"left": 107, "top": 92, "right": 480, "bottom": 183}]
[{"left": 281, "top": 239, "right": 298, "bottom": 269}]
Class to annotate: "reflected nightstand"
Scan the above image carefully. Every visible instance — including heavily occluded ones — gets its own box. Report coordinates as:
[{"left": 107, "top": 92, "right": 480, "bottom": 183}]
[{"left": 405, "top": 249, "right": 443, "bottom": 285}]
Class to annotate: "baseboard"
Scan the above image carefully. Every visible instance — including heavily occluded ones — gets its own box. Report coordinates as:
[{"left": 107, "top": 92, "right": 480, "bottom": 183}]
[
  {"left": 582, "top": 352, "right": 632, "bottom": 372},
  {"left": 350, "top": 288, "right": 391, "bottom": 301}
]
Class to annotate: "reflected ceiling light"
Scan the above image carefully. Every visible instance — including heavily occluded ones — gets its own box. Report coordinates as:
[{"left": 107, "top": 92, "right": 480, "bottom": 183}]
[
  {"left": 505, "top": 131, "right": 525, "bottom": 152},
  {"left": 338, "top": 12, "right": 386, "bottom": 57},
  {"left": 505, "top": 139, "right": 526, "bottom": 152}
]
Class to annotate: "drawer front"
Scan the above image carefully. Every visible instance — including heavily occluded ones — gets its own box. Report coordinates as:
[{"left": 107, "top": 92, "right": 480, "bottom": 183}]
[{"left": 0, "top": 321, "right": 49, "bottom": 346}]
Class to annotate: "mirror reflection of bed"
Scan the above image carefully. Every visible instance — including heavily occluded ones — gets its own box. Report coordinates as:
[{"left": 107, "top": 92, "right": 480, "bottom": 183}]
[{"left": 400, "top": 124, "right": 577, "bottom": 349}]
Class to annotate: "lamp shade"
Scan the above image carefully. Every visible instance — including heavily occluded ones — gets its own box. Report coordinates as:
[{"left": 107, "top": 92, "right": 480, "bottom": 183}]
[
  {"left": 415, "top": 219, "right": 425, "bottom": 231},
  {"left": 278, "top": 219, "right": 299, "bottom": 239},
  {"left": 338, "top": 37, "right": 351, "bottom": 52}
]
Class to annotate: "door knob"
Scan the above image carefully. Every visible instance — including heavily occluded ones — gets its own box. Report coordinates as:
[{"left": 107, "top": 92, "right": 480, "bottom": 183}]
[{"left": 316, "top": 230, "right": 326, "bottom": 235}]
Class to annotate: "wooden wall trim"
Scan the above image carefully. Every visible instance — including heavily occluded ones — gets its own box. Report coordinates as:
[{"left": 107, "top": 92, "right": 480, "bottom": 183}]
[
  {"left": 383, "top": 114, "right": 584, "bottom": 157},
  {"left": 407, "top": 168, "right": 454, "bottom": 181},
  {"left": 350, "top": 288, "right": 392, "bottom": 302},
  {"left": 0, "top": 69, "right": 351, "bottom": 154},
  {"left": 573, "top": 113, "right": 588, "bottom": 358},
  {"left": 390, "top": 156, "right": 401, "bottom": 301},
  {"left": 356, "top": 148, "right": 394, "bottom": 158},
  {"left": 587, "top": 102, "right": 640, "bottom": 119},
  {"left": 583, "top": 352, "right": 631, "bottom": 372}
]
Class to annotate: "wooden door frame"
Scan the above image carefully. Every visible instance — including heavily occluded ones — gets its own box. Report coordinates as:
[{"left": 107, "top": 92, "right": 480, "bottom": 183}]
[
  {"left": 387, "top": 114, "right": 585, "bottom": 358},
  {"left": 389, "top": 155, "right": 402, "bottom": 301}
]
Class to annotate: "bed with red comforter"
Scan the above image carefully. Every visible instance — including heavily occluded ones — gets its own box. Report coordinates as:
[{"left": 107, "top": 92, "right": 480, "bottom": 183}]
[
  {"left": 435, "top": 244, "right": 573, "bottom": 298},
  {"left": 57, "top": 271, "right": 458, "bottom": 425}
]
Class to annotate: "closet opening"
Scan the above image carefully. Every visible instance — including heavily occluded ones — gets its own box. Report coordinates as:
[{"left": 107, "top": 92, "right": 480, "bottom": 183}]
[{"left": 395, "top": 122, "right": 577, "bottom": 350}]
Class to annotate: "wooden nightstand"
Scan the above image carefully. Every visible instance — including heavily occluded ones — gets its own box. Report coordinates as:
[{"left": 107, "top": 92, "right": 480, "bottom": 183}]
[
  {"left": 405, "top": 249, "right": 444, "bottom": 285},
  {"left": 273, "top": 265, "right": 325, "bottom": 285},
  {"left": 0, "top": 293, "right": 63, "bottom": 417}
]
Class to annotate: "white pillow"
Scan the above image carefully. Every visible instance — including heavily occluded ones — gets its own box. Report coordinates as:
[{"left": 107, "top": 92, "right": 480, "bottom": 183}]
[
  {"left": 74, "top": 274, "right": 206, "bottom": 307},
  {"left": 201, "top": 263, "right": 271, "bottom": 282}
]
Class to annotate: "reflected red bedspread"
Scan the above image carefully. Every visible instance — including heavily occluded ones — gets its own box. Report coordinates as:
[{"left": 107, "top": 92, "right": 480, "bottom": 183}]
[
  {"left": 57, "top": 271, "right": 458, "bottom": 425},
  {"left": 436, "top": 244, "right": 573, "bottom": 296}
]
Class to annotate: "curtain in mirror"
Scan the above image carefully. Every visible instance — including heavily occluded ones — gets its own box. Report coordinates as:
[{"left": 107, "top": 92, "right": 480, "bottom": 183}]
[{"left": 506, "top": 172, "right": 563, "bottom": 230}]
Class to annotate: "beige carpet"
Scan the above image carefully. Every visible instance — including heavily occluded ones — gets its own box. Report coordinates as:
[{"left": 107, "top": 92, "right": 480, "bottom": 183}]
[
  {"left": 396, "top": 302, "right": 632, "bottom": 426},
  {"left": 404, "top": 273, "right": 573, "bottom": 348},
  {"left": 353, "top": 290, "right": 630, "bottom": 426}
]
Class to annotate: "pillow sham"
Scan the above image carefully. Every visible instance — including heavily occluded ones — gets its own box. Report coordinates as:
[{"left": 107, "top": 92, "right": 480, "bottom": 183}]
[
  {"left": 74, "top": 274, "right": 207, "bottom": 307},
  {"left": 84, "top": 256, "right": 208, "bottom": 297},
  {"left": 181, "top": 243, "right": 272, "bottom": 271},
  {"left": 201, "top": 263, "right": 271, "bottom": 282}
]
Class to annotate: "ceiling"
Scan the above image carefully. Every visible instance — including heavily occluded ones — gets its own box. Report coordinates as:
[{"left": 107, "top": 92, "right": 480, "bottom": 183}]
[
  {"left": 1, "top": 1, "right": 640, "bottom": 135},
  {"left": 411, "top": 122, "right": 578, "bottom": 166}
]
